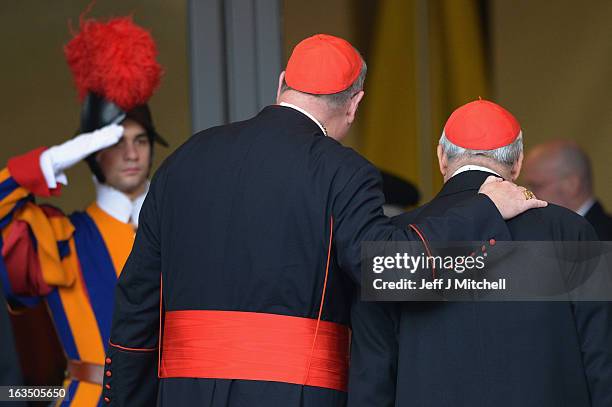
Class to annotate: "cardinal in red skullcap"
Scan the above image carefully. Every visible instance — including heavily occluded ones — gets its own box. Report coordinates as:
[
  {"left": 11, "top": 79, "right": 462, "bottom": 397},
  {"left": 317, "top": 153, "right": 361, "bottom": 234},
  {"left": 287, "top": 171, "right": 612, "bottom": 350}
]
[
  {"left": 435, "top": 99, "right": 524, "bottom": 182},
  {"left": 276, "top": 33, "right": 367, "bottom": 140},
  {"left": 349, "top": 99, "right": 611, "bottom": 407}
]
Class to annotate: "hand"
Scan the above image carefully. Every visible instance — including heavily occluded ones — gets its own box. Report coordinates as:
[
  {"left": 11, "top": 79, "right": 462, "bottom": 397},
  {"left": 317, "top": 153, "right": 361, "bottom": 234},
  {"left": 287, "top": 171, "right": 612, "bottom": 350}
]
[
  {"left": 478, "top": 176, "right": 547, "bottom": 219},
  {"left": 39, "top": 124, "right": 124, "bottom": 187},
  {"left": 46, "top": 123, "right": 124, "bottom": 173}
]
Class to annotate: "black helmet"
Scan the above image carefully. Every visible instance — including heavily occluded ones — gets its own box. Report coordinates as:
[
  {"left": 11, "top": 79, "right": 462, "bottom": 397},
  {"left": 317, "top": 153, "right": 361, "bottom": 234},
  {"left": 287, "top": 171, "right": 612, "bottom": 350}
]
[{"left": 79, "top": 92, "right": 168, "bottom": 183}]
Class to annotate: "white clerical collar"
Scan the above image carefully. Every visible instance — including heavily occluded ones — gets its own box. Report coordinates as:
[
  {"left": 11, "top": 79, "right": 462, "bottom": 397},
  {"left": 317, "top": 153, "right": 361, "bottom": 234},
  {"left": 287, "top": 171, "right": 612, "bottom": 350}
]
[
  {"left": 279, "top": 102, "right": 328, "bottom": 136},
  {"left": 93, "top": 176, "right": 149, "bottom": 227},
  {"left": 451, "top": 165, "right": 502, "bottom": 179},
  {"left": 576, "top": 197, "right": 595, "bottom": 217}
]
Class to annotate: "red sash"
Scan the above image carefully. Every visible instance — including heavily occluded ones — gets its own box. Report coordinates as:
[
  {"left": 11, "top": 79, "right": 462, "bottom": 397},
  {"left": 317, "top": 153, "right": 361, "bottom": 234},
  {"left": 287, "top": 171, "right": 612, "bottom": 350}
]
[{"left": 159, "top": 310, "right": 350, "bottom": 392}]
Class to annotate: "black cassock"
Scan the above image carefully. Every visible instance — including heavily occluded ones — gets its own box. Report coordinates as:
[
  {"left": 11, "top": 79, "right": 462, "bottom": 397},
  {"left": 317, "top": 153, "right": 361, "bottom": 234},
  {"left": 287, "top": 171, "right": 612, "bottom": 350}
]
[
  {"left": 348, "top": 170, "right": 612, "bottom": 407},
  {"left": 102, "top": 107, "right": 509, "bottom": 406}
]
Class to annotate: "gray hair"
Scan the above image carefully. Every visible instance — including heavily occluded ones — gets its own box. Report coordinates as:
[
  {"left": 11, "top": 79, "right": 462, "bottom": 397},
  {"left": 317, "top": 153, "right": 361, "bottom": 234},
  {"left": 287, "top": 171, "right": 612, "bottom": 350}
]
[
  {"left": 281, "top": 55, "right": 367, "bottom": 108},
  {"left": 439, "top": 131, "right": 524, "bottom": 166}
]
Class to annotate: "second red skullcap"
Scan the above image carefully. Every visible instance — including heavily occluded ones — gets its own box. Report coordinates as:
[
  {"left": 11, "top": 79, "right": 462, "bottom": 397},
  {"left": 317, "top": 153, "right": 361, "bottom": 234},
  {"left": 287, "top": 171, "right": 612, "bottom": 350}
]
[
  {"left": 444, "top": 100, "right": 521, "bottom": 150},
  {"left": 285, "top": 34, "right": 363, "bottom": 95}
]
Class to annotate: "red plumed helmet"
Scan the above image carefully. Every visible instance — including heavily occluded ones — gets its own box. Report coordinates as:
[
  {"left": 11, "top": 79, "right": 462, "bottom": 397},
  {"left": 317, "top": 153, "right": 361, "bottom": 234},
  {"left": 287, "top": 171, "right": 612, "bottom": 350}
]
[{"left": 64, "top": 16, "right": 162, "bottom": 111}]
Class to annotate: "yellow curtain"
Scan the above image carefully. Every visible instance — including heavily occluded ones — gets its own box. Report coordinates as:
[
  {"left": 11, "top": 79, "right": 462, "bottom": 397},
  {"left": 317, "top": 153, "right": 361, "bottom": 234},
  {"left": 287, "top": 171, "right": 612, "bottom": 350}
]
[
  {"left": 360, "top": 0, "right": 488, "bottom": 202},
  {"left": 360, "top": 0, "right": 419, "bottom": 190}
]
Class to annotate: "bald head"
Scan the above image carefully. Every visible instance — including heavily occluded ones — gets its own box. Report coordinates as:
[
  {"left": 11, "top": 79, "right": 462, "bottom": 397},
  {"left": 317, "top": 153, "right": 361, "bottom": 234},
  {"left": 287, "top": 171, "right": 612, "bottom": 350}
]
[{"left": 522, "top": 140, "right": 593, "bottom": 211}]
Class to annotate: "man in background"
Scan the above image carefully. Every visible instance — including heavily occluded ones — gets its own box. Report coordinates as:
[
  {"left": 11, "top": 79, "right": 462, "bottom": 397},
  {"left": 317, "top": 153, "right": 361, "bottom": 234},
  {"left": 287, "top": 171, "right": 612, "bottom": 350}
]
[{"left": 523, "top": 140, "right": 612, "bottom": 240}]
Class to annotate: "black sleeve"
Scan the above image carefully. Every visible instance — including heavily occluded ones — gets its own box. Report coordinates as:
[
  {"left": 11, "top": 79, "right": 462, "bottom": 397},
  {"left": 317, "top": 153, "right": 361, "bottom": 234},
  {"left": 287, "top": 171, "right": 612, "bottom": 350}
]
[
  {"left": 571, "top": 222, "right": 612, "bottom": 407},
  {"left": 347, "top": 297, "right": 399, "bottom": 407},
  {"left": 331, "top": 161, "right": 510, "bottom": 283},
  {"left": 102, "top": 166, "right": 167, "bottom": 406}
]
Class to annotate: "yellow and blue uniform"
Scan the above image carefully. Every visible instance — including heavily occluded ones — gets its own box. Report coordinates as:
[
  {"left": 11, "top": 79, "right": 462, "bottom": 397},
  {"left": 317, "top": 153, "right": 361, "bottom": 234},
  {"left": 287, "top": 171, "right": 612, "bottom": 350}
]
[{"left": 0, "top": 147, "right": 136, "bottom": 406}]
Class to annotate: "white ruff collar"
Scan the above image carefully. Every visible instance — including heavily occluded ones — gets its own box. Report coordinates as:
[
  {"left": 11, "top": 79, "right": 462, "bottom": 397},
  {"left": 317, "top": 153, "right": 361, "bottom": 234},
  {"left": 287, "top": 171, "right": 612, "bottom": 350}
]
[{"left": 93, "top": 177, "right": 149, "bottom": 227}]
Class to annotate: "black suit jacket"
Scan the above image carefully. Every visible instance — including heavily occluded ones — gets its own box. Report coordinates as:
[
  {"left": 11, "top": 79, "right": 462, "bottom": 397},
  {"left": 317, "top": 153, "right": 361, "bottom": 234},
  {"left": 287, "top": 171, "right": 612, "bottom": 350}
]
[
  {"left": 585, "top": 200, "right": 612, "bottom": 241},
  {"left": 103, "top": 108, "right": 511, "bottom": 406},
  {"left": 348, "top": 170, "right": 612, "bottom": 407}
]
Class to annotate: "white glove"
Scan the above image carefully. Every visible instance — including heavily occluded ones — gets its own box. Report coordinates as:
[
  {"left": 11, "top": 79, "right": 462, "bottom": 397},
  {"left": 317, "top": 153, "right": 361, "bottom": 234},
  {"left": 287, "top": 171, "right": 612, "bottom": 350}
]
[{"left": 39, "top": 124, "right": 124, "bottom": 188}]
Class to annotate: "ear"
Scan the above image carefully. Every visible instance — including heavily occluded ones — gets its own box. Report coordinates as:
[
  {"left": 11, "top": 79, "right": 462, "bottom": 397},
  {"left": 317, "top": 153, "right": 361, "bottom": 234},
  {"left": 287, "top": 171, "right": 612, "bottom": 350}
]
[
  {"left": 437, "top": 144, "right": 448, "bottom": 178},
  {"left": 510, "top": 151, "right": 524, "bottom": 181},
  {"left": 346, "top": 90, "right": 365, "bottom": 124},
  {"left": 276, "top": 71, "right": 286, "bottom": 103}
]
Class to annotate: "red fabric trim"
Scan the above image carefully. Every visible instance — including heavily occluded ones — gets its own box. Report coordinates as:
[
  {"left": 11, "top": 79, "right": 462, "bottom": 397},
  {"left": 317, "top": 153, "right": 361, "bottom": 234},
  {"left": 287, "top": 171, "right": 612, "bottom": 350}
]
[
  {"left": 409, "top": 224, "right": 436, "bottom": 278},
  {"left": 304, "top": 216, "right": 334, "bottom": 384},
  {"left": 7, "top": 147, "right": 62, "bottom": 197},
  {"left": 1, "top": 219, "right": 52, "bottom": 296},
  {"left": 108, "top": 340, "right": 157, "bottom": 352},
  {"left": 160, "top": 310, "right": 350, "bottom": 392},
  {"left": 157, "top": 274, "right": 163, "bottom": 377}
]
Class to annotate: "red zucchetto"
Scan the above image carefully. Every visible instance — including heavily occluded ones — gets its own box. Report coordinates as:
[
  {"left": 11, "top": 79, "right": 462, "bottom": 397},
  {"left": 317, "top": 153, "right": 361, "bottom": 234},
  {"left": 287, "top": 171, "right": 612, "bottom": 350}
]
[
  {"left": 444, "top": 100, "right": 521, "bottom": 150},
  {"left": 285, "top": 34, "right": 363, "bottom": 95}
]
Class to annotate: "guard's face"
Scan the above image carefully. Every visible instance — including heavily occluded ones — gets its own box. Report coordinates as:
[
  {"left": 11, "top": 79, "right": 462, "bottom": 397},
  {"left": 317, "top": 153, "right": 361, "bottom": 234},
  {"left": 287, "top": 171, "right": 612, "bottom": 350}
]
[{"left": 96, "top": 118, "right": 151, "bottom": 196}]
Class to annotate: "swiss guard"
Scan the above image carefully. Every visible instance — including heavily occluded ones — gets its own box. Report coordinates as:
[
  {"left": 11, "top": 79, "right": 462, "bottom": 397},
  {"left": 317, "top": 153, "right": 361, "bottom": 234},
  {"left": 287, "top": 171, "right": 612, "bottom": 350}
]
[
  {"left": 102, "top": 34, "right": 532, "bottom": 406},
  {"left": 0, "top": 14, "right": 166, "bottom": 405}
]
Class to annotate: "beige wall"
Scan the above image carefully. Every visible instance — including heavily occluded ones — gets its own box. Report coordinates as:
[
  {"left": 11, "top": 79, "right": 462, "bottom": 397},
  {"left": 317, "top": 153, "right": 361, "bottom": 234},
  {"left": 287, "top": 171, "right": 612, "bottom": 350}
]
[
  {"left": 0, "top": 0, "right": 189, "bottom": 213},
  {"left": 283, "top": 0, "right": 356, "bottom": 59},
  {"left": 492, "top": 0, "right": 612, "bottom": 208}
]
